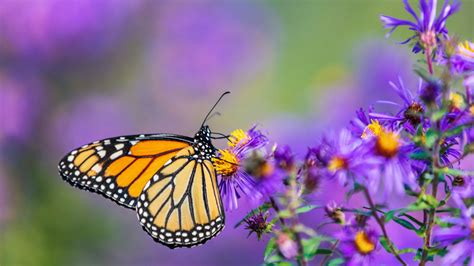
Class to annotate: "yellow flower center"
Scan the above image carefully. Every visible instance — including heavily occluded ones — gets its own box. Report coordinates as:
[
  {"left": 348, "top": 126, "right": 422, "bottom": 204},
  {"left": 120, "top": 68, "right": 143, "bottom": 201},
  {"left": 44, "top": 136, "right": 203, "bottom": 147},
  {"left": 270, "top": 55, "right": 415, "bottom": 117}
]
[
  {"left": 458, "top": 40, "right": 474, "bottom": 59},
  {"left": 328, "top": 156, "right": 347, "bottom": 172},
  {"left": 354, "top": 231, "right": 375, "bottom": 255},
  {"left": 449, "top": 92, "right": 464, "bottom": 109},
  {"left": 212, "top": 149, "right": 239, "bottom": 176},
  {"left": 228, "top": 129, "right": 249, "bottom": 148},
  {"left": 361, "top": 120, "right": 383, "bottom": 139},
  {"left": 376, "top": 130, "right": 400, "bottom": 158},
  {"left": 469, "top": 105, "right": 474, "bottom": 116}
]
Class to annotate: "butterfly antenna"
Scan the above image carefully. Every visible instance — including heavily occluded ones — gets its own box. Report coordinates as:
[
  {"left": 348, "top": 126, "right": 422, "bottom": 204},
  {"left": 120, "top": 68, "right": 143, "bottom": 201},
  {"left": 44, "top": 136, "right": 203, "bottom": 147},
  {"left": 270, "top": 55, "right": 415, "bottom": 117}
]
[{"left": 201, "top": 91, "right": 230, "bottom": 127}]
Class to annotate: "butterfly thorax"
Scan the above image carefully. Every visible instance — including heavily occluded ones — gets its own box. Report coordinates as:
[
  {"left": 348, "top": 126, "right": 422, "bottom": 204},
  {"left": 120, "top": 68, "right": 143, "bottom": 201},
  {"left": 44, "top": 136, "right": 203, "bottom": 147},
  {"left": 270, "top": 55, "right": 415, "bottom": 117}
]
[{"left": 192, "top": 126, "right": 216, "bottom": 162}]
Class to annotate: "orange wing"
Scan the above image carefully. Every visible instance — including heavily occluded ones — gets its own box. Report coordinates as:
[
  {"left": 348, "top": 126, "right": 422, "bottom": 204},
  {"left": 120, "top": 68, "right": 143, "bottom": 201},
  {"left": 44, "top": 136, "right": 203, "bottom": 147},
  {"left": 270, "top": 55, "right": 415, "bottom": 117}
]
[
  {"left": 58, "top": 134, "right": 193, "bottom": 209},
  {"left": 136, "top": 146, "right": 225, "bottom": 248}
]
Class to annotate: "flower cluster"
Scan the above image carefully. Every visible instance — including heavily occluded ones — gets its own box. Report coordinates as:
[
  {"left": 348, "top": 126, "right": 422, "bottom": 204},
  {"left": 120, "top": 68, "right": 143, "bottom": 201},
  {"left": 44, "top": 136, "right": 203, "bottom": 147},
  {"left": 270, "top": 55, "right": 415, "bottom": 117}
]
[
  {"left": 218, "top": 1, "right": 474, "bottom": 265},
  {"left": 212, "top": 126, "right": 285, "bottom": 210}
]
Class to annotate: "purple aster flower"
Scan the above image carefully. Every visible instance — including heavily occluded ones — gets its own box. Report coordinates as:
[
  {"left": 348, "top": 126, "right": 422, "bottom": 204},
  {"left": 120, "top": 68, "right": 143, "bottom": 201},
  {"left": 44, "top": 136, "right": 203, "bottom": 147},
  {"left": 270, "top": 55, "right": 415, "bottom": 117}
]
[
  {"left": 273, "top": 145, "right": 295, "bottom": 171},
  {"left": 452, "top": 176, "right": 474, "bottom": 198},
  {"left": 213, "top": 127, "right": 282, "bottom": 210},
  {"left": 433, "top": 194, "right": 474, "bottom": 265},
  {"left": 317, "top": 128, "right": 378, "bottom": 187},
  {"left": 380, "top": 0, "right": 460, "bottom": 53},
  {"left": 229, "top": 126, "right": 269, "bottom": 153},
  {"left": 337, "top": 223, "right": 380, "bottom": 266},
  {"left": 370, "top": 77, "right": 426, "bottom": 133},
  {"left": 452, "top": 40, "right": 474, "bottom": 73},
  {"left": 243, "top": 210, "right": 273, "bottom": 240},
  {"left": 350, "top": 107, "right": 377, "bottom": 138},
  {"left": 0, "top": 0, "right": 143, "bottom": 66},
  {"left": 365, "top": 128, "right": 419, "bottom": 196}
]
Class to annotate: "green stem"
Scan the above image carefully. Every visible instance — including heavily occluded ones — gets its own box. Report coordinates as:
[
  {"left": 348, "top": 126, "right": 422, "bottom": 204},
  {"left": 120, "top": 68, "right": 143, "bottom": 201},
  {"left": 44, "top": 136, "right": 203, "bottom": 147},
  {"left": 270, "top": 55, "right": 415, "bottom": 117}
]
[
  {"left": 426, "top": 48, "right": 433, "bottom": 74},
  {"left": 362, "top": 187, "right": 407, "bottom": 266}
]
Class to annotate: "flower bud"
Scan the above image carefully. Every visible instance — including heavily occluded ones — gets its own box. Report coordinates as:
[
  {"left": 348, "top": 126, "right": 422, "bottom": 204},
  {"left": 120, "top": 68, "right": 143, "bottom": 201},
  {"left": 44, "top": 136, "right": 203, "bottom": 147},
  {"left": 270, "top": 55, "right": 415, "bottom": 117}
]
[
  {"left": 325, "top": 201, "right": 345, "bottom": 224},
  {"left": 244, "top": 211, "right": 272, "bottom": 240},
  {"left": 276, "top": 233, "right": 298, "bottom": 259}
]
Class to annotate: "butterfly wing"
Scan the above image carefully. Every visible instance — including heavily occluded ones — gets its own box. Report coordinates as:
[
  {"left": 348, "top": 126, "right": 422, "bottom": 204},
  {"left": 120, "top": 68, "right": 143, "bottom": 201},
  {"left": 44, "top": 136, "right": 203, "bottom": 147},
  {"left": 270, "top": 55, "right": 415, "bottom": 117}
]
[
  {"left": 136, "top": 146, "right": 225, "bottom": 248},
  {"left": 58, "top": 134, "right": 193, "bottom": 209}
]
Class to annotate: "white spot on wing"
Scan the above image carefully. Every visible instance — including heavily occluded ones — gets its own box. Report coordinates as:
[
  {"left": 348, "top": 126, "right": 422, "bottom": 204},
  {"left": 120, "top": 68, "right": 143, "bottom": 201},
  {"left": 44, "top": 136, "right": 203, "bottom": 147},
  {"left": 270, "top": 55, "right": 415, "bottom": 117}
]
[{"left": 110, "top": 150, "right": 123, "bottom": 160}]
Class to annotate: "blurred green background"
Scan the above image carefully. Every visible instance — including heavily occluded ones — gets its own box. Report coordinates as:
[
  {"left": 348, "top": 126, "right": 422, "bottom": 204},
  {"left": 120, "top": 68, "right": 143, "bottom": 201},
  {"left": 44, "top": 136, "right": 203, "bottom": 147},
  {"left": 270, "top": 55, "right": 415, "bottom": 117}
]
[{"left": 0, "top": 1, "right": 473, "bottom": 265}]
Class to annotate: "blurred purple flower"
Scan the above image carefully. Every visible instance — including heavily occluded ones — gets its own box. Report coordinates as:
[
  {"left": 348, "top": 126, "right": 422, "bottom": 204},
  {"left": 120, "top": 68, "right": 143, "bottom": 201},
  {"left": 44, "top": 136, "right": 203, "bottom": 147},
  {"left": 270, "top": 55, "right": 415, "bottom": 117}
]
[
  {"left": 354, "top": 40, "right": 416, "bottom": 103},
  {"left": 0, "top": 72, "right": 44, "bottom": 143},
  {"left": 350, "top": 107, "right": 376, "bottom": 138},
  {"left": 337, "top": 223, "right": 379, "bottom": 266},
  {"left": 51, "top": 94, "right": 136, "bottom": 153},
  {"left": 380, "top": 0, "right": 460, "bottom": 53},
  {"left": 433, "top": 195, "right": 474, "bottom": 265},
  {"left": 273, "top": 145, "right": 295, "bottom": 171},
  {"left": 0, "top": 0, "right": 143, "bottom": 65},
  {"left": 452, "top": 40, "right": 474, "bottom": 73},
  {"left": 149, "top": 3, "right": 276, "bottom": 95},
  {"left": 276, "top": 233, "right": 298, "bottom": 260},
  {"left": 452, "top": 176, "right": 473, "bottom": 198}
]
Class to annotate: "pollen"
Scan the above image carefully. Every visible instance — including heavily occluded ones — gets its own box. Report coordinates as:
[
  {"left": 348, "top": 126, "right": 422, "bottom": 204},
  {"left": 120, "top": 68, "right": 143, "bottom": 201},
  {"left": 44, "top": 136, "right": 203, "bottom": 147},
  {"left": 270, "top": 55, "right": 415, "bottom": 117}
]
[
  {"left": 228, "top": 129, "right": 248, "bottom": 147},
  {"left": 328, "top": 156, "right": 347, "bottom": 172},
  {"left": 212, "top": 149, "right": 239, "bottom": 176},
  {"left": 354, "top": 231, "right": 375, "bottom": 255},
  {"left": 361, "top": 120, "right": 384, "bottom": 139},
  {"left": 449, "top": 92, "right": 464, "bottom": 109},
  {"left": 469, "top": 105, "right": 474, "bottom": 116},
  {"left": 376, "top": 130, "right": 400, "bottom": 158}
]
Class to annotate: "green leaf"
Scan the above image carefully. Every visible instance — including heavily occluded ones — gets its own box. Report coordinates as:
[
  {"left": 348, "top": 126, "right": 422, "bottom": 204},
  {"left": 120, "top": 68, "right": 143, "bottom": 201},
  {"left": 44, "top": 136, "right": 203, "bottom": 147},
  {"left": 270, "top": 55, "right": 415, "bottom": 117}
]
[
  {"left": 296, "top": 204, "right": 319, "bottom": 214},
  {"left": 314, "top": 249, "right": 333, "bottom": 255},
  {"left": 422, "top": 194, "right": 439, "bottom": 208},
  {"left": 398, "top": 248, "right": 417, "bottom": 254},
  {"left": 235, "top": 202, "right": 271, "bottom": 228},
  {"left": 327, "top": 258, "right": 344, "bottom": 266},
  {"left": 379, "top": 237, "right": 392, "bottom": 254},
  {"left": 393, "top": 217, "right": 418, "bottom": 231},
  {"left": 410, "top": 150, "right": 431, "bottom": 160},
  {"left": 424, "top": 128, "right": 438, "bottom": 148},
  {"left": 444, "top": 124, "right": 469, "bottom": 137},
  {"left": 431, "top": 109, "right": 447, "bottom": 122},
  {"left": 264, "top": 237, "right": 277, "bottom": 261},
  {"left": 302, "top": 237, "right": 322, "bottom": 260},
  {"left": 384, "top": 210, "right": 396, "bottom": 223},
  {"left": 278, "top": 210, "right": 292, "bottom": 218},
  {"left": 398, "top": 213, "right": 423, "bottom": 226},
  {"left": 439, "top": 168, "right": 464, "bottom": 177}
]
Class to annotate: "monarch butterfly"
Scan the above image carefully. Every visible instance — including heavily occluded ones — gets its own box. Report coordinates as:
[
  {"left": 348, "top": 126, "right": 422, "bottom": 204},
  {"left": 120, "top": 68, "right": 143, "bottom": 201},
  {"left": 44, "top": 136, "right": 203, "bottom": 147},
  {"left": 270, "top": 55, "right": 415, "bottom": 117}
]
[{"left": 58, "top": 92, "right": 230, "bottom": 248}]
